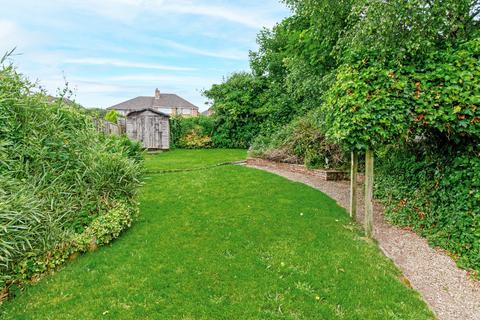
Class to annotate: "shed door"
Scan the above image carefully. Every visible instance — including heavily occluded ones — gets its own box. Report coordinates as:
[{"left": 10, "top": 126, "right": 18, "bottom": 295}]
[{"left": 143, "top": 116, "right": 162, "bottom": 149}]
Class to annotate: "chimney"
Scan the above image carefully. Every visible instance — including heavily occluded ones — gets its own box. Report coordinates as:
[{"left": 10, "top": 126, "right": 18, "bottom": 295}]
[{"left": 155, "top": 88, "right": 160, "bottom": 99}]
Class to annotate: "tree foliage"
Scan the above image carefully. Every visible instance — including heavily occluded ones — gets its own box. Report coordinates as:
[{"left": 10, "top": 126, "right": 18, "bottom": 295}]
[
  {"left": 203, "top": 72, "right": 267, "bottom": 148},
  {"left": 414, "top": 38, "right": 480, "bottom": 141},
  {"left": 205, "top": 0, "right": 479, "bottom": 150},
  {"left": 324, "top": 36, "right": 480, "bottom": 150}
]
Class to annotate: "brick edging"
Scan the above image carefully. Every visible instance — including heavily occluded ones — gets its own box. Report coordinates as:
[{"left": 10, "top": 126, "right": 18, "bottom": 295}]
[{"left": 246, "top": 158, "right": 349, "bottom": 181}]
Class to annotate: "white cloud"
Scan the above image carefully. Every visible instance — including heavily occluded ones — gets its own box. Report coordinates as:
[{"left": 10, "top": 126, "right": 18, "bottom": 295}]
[
  {"left": 64, "top": 58, "right": 196, "bottom": 71},
  {"left": 161, "top": 39, "right": 246, "bottom": 60},
  {"left": 72, "top": 82, "right": 125, "bottom": 94},
  {"left": 58, "top": 0, "right": 280, "bottom": 29},
  {"left": 39, "top": 74, "right": 216, "bottom": 108},
  {"left": 0, "top": 20, "right": 18, "bottom": 46},
  {"left": 157, "top": 2, "right": 278, "bottom": 29},
  {"left": 38, "top": 72, "right": 218, "bottom": 98},
  {"left": 64, "top": 0, "right": 146, "bottom": 22},
  {"left": 101, "top": 74, "right": 218, "bottom": 86}
]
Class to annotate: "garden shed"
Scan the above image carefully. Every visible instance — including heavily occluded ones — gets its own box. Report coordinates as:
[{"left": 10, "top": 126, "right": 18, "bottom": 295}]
[{"left": 126, "top": 108, "right": 170, "bottom": 150}]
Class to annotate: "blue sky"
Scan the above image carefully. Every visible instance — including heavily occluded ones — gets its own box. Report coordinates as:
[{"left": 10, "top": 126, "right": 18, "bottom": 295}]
[{"left": 0, "top": 0, "right": 290, "bottom": 110}]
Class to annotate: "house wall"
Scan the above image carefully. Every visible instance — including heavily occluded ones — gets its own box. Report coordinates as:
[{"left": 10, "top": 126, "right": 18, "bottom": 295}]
[{"left": 169, "top": 107, "right": 199, "bottom": 117}]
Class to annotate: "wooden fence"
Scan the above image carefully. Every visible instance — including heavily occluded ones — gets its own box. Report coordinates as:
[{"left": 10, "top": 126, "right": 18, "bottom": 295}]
[{"left": 93, "top": 119, "right": 125, "bottom": 136}]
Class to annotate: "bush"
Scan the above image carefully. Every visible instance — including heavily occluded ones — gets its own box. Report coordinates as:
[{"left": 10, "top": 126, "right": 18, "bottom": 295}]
[
  {"left": 12, "top": 201, "right": 137, "bottom": 283},
  {"left": 375, "top": 142, "right": 480, "bottom": 274},
  {"left": 251, "top": 114, "right": 347, "bottom": 169},
  {"left": 104, "top": 110, "right": 119, "bottom": 123},
  {"left": 0, "top": 64, "right": 143, "bottom": 289},
  {"left": 170, "top": 115, "right": 214, "bottom": 149}
]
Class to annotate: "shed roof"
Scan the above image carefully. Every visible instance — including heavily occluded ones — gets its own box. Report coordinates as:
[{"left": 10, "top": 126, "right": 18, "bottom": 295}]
[
  {"left": 109, "top": 94, "right": 198, "bottom": 111},
  {"left": 126, "top": 108, "right": 170, "bottom": 118}
]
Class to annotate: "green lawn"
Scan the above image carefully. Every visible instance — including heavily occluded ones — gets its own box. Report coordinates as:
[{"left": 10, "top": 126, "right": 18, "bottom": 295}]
[
  {"left": 1, "top": 149, "right": 433, "bottom": 319},
  {"left": 144, "top": 149, "right": 246, "bottom": 171}
]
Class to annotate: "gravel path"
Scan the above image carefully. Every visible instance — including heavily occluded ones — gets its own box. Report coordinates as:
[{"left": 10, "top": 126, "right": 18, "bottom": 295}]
[{"left": 247, "top": 164, "right": 480, "bottom": 320}]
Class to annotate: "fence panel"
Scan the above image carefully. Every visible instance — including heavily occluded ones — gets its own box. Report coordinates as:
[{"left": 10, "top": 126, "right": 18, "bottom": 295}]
[{"left": 93, "top": 119, "right": 125, "bottom": 135}]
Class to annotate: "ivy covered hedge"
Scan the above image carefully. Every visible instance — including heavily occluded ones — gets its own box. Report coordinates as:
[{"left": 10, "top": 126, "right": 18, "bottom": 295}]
[
  {"left": 0, "top": 63, "right": 143, "bottom": 292},
  {"left": 375, "top": 143, "right": 480, "bottom": 273},
  {"left": 323, "top": 37, "right": 480, "bottom": 150}
]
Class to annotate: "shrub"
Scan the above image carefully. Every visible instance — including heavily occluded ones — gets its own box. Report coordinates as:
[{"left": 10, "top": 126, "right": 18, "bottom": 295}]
[
  {"left": 12, "top": 201, "right": 137, "bottom": 283},
  {"left": 0, "top": 177, "right": 64, "bottom": 278},
  {"left": 251, "top": 114, "right": 347, "bottom": 169},
  {"left": 77, "top": 201, "right": 137, "bottom": 247},
  {"left": 104, "top": 110, "right": 119, "bottom": 123},
  {"left": 170, "top": 115, "right": 214, "bottom": 149},
  {"left": 0, "top": 63, "right": 143, "bottom": 289}
]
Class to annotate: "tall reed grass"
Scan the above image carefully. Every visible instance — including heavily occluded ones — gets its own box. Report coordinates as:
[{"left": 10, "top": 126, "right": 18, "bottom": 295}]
[{"left": 0, "top": 61, "right": 143, "bottom": 288}]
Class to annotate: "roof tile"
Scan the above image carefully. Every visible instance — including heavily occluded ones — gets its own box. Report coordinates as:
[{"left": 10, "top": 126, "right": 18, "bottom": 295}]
[{"left": 108, "top": 94, "right": 198, "bottom": 110}]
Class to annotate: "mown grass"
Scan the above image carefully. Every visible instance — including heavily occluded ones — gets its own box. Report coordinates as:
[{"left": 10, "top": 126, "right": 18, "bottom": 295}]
[
  {"left": 145, "top": 148, "right": 246, "bottom": 171},
  {"left": 1, "top": 150, "right": 434, "bottom": 319}
]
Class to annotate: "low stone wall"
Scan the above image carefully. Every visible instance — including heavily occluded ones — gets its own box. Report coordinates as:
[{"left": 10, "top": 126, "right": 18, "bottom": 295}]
[{"left": 246, "top": 158, "right": 349, "bottom": 181}]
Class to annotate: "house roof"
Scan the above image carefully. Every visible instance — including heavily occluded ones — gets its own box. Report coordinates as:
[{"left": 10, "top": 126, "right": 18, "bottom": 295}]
[
  {"left": 108, "top": 94, "right": 198, "bottom": 111},
  {"left": 126, "top": 108, "right": 170, "bottom": 118}
]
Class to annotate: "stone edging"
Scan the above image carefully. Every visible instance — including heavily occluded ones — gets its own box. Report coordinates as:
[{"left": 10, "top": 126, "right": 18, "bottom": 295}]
[{"left": 246, "top": 158, "right": 348, "bottom": 181}]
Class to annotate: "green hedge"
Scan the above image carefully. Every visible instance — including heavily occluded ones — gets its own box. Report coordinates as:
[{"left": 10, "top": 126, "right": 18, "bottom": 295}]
[
  {"left": 375, "top": 143, "right": 480, "bottom": 274},
  {"left": 0, "top": 64, "right": 143, "bottom": 290},
  {"left": 170, "top": 115, "right": 215, "bottom": 149}
]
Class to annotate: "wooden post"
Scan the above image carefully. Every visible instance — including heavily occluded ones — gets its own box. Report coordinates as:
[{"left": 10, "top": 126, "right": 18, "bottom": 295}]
[
  {"left": 349, "top": 151, "right": 358, "bottom": 220},
  {"left": 364, "top": 149, "right": 374, "bottom": 237}
]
